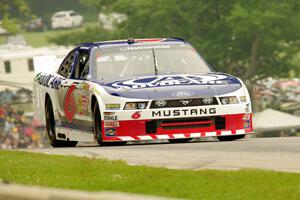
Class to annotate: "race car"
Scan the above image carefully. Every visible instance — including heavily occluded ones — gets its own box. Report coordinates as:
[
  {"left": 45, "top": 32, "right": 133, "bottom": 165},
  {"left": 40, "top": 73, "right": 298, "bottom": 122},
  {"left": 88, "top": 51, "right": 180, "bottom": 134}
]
[{"left": 33, "top": 38, "right": 253, "bottom": 147}]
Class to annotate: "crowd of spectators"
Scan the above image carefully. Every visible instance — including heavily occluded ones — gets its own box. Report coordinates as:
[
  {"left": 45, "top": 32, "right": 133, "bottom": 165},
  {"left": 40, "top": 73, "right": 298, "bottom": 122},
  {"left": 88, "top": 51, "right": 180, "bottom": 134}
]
[
  {"left": 253, "top": 78, "right": 300, "bottom": 114},
  {"left": 0, "top": 89, "right": 47, "bottom": 149}
]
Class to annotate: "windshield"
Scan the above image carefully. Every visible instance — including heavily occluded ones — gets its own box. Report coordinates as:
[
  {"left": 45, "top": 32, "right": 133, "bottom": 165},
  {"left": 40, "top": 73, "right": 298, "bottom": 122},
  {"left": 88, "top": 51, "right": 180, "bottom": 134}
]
[{"left": 92, "top": 44, "right": 212, "bottom": 81}]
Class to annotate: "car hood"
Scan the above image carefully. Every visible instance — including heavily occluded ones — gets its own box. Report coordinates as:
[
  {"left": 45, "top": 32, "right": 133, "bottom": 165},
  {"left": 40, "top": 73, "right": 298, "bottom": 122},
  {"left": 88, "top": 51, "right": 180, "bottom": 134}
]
[{"left": 95, "top": 73, "right": 242, "bottom": 99}]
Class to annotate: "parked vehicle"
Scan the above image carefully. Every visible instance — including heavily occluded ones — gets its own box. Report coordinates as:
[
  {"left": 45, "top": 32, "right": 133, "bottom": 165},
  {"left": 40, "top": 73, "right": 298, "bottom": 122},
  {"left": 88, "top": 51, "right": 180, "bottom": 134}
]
[
  {"left": 51, "top": 10, "right": 83, "bottom": 30},
  {"left": 26, "top": 18, "right": 45, "bottom": 32}
]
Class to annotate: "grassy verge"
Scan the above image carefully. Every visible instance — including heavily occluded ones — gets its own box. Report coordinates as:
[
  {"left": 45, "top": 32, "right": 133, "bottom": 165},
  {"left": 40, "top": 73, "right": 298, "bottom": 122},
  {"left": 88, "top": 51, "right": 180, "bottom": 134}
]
[
  {"left": 0, "top": 21, "right": 99, "bottom": 47},
  {"left": 0, "top": 150, "right": 299, "bottom": 200}
]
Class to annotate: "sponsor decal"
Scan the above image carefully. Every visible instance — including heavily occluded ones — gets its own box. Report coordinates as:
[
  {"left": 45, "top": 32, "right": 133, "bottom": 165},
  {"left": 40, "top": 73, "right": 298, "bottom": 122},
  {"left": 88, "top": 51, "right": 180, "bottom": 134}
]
[
  {"left": 202, "top": 97, "right": 214, "bottom": 104},
  {"left": 179, "top": 100, "right": 192, "bottom": 106},
  {"left": 152, "top": 108, "right": 216, "bottom": 117},
  {"left": 105, "top": 104, "right": 121, "bottom": 110},
  {"left": 104, "top": 112, "right": 118, "bottom": 121},
  {"left": 245, "top": 103, "right": 250, "bottom": 114},
  {"left": 109, "top": 74, "right": 237, "bottom": 89},
  {"left": 77, "top": 82, "right": 90, "bottom": 91},
  {"left": 105, "top": 128, "right": 116, "bottom": 137},
  {"left": 243, "top": 114, "right": 251, "bottom": 120},
  {"left": 120, "top": 45, "right": 170, "bottom": 52},
  {"left": 34, "top": 72, "right": 42, "bottom": 81},
  {"left": 54, "top": 109, "right": 61, "bottom": 126},
  {"left": 243, "top": 114, "right": 251, "bottom": 129},
  {"left": 104, "top": 121, "right": 120, "bottom": 127},
  {"left": 36, "top": 73, "right": 65, "bottom": 89},
  {"left": 131, "top": 111, "right": 141, "bottom": 119},
  {"left": 172, "top": 91, "right": 196, "bottom": 97},
  {"left": 155, "top": 100, "right": 167, "bottom": 107},
  {"left": 64, "top": 84, "right": 76, "bottom": 123},
  {"left": 77, "top": 95, "right": 89, "bottom": 115},
  {"left": 240, "top": 96, "right": 247, "bottom": 103},
  {"left": 244, "top": 121, "right": 250, "bottom": 129}
]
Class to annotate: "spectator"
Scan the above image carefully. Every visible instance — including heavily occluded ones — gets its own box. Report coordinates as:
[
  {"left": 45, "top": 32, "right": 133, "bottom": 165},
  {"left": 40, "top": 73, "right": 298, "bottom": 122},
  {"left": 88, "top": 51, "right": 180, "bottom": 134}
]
[{"left": 0, "top": 101, "right": 47, "bottom": 149}]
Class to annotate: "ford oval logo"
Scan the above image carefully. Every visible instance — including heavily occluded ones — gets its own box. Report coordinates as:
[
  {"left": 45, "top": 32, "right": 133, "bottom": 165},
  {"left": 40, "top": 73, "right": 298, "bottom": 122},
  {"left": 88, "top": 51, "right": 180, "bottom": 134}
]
[{"left": 172, "top": 91, "right": 196, "bottom": 97}]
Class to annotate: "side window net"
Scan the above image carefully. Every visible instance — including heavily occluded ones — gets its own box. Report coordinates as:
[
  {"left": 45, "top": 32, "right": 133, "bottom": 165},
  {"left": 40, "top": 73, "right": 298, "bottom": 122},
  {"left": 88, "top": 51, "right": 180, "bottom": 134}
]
[
  {"left": 74, "top": 52, "right": 89, "bottom": 79},
  {"left": 58, "top": 53, "right": 74, "bottom": 78}
]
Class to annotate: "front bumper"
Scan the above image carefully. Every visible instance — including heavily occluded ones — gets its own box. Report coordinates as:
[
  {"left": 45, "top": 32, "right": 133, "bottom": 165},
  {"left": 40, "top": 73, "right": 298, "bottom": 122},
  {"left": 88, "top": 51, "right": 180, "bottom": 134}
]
[{"left": 101, "top": 112, "right": 253, "bottom": 142}]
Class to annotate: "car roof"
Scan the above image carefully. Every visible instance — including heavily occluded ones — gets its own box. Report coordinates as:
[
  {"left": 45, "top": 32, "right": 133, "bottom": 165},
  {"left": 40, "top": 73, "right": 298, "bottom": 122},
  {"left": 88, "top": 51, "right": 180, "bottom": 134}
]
[{"left": 77, "top": 38, "right": 187, "bottom": 51}]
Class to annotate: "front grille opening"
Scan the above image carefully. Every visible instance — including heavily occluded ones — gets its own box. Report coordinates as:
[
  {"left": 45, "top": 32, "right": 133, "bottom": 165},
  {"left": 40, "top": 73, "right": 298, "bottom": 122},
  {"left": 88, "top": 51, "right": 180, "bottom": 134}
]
[
  {"left": 160, "top": 117, "right": 213, "bottom": 130},
  {"left": 215, "top": 116, "right": 226, "bottom": 130},
  {"left": 145, "top": 116, "right": 225, "bottom": 132},
  {"left": 160, "top": 117, "right": 211, "bottom": 123},
  {"left": 146, "top": 121, "right": 157, "bottom": 133}
]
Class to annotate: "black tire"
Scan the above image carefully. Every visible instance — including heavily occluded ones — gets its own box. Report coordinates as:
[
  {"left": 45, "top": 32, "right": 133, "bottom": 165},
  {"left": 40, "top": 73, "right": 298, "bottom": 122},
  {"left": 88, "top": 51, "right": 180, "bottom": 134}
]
[
  {"left": 168, "top": 138, "right": 192, "bottom": 143},
  {"left": 45, "top": 98, "right": 78, "bottom": 147},
  {"left": 93, "top": 101, "right": 105, "bottom": 145},
  {"left": 93, "top": 101, "right": 126, "bottom": 146},
  {"left": 217, "top": 134, "right": 245, "bottom": 141}
]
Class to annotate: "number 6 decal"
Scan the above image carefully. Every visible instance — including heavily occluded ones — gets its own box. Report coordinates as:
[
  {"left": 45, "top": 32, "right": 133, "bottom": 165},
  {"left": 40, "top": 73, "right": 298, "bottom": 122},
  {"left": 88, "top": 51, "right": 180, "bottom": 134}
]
[
  {"left": 64, "top": 84, "right": 76, "bottom": 123},
  {"left": 131, "top": 111, "right": 141, "bottom": 119}
]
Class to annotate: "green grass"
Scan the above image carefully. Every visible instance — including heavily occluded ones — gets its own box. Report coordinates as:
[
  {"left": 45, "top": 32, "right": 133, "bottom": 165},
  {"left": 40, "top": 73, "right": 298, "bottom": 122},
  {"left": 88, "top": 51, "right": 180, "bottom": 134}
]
[
  {"left": 1, "top": 151, "right": 300, "bottom": 199},
  {"left": 0, "top": 21, "right": 99, "bottom": 47}
]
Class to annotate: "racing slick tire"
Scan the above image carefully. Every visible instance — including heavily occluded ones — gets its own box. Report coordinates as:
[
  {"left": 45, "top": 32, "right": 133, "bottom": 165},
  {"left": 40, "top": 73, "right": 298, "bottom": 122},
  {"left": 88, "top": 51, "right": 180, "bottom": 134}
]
[
  {"left": 217, "top": 134, "right": 245, "bottom": 141},
  {"left": 93, "top": 101, "right": 126, "bottom": 146},
  {"left": 45, "top": 98, "right": 78, "bottom": 147},
  {"left": 168, "top": 138, "right": 193, "bottom": 143}
]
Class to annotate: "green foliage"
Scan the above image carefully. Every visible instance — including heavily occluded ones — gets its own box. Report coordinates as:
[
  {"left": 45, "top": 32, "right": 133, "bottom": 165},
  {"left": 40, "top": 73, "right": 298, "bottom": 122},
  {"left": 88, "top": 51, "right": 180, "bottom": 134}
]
[
  {"left": 225, "top": 1, "right": 300, "bottom": 80},
  {"left": 1, "top": 17, "right": 19, "bottom": 35},
  {"left": 48, "top": 26, "right": 115, "bottom": 45},
  {"left": 1, "top": 150, "right": 300, "bottom": 200},
  {"left": 49, "top": 0, "right": 300, "bottom": 81},
  {"left": 0, "top": 0, "right": 32, "bottom": 34}
]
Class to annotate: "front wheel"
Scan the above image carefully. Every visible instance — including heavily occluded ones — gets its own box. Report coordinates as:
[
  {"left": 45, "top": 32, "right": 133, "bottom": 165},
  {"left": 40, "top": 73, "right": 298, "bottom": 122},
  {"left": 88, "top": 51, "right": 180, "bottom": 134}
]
[
  {"left": 217, "top": 134, "right": 245, "bottom": 141},
  {"left": 45, "top": 98, "right": 77, "bottom": 147},
  {"left": 93, "top": 101, "right": 105, "bottom": 145}
]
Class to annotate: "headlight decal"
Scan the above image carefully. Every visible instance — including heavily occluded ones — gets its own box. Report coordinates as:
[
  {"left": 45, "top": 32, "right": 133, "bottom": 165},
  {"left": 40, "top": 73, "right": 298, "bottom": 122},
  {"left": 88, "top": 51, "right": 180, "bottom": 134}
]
[
  {"left": 219, "top": 96, "right": 239, "bottom": 104},
  {"left": 124, "top": 102, "right": 148, "bottom": 110}
]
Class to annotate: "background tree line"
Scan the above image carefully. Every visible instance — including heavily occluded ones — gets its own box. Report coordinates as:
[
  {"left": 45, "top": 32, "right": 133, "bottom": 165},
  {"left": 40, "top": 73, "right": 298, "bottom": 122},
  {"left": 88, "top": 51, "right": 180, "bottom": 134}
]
[{"left": 50, "top": 0, "right": 300, "bottom": 83}]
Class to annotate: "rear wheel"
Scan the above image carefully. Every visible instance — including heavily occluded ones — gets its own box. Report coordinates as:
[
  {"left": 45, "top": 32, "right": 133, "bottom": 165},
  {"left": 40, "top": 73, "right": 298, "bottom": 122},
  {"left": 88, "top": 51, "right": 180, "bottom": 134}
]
[
  {"left": 45, "top": 98, "right": 77, "bottom": 147},
  {"left": 168, "top": 138, "right": 192, "bottom": 143},
  {"left": 217, "top": 134, "right": 245, "bottom": 141}
]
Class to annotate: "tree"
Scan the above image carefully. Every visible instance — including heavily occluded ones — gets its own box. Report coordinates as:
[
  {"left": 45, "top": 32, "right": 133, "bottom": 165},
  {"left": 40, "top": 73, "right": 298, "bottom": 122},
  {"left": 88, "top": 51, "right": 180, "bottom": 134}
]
[
  {"left": 0, "top": 0, "right": 32, "bottom": 34},
  {"left": 224, "top": 1, "right": 300, "bottom": 81},
  {"left": 50, "top": 0, "right": 300, "bottom": 82}
]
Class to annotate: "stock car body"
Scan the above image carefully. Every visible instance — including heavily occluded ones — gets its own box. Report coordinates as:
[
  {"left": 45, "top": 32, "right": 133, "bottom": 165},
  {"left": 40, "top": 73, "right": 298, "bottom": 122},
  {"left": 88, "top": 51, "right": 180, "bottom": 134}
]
[{"left": 33, "top": 38, "right": 253, "bottom": 147}]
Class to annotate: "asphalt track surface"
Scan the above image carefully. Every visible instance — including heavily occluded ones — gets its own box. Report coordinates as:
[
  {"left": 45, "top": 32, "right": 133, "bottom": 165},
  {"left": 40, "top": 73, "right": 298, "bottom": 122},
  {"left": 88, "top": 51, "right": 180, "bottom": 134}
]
[{"left": 27, "top": 137, "right": 300, "bottom": 173}]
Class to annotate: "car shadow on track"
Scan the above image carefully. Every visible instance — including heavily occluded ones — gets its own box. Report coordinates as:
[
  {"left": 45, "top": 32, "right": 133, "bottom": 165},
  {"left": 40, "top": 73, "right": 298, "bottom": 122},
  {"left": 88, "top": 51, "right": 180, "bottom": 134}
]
[{"left": 76, "top": 137, "right": 224, "bottom": 148}]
